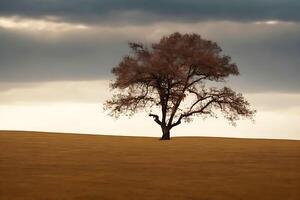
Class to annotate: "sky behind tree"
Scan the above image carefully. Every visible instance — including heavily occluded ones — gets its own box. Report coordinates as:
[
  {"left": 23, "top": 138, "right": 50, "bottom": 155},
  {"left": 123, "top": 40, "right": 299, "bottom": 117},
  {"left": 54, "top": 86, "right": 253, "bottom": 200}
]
[{"left": 0, "top": 0, "right": 299, "bottom": 139}]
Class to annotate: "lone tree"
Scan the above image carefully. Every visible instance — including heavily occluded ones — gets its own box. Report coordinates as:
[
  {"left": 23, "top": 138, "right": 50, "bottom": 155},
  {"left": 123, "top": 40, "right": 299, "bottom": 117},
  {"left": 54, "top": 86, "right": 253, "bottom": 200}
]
[{"left": 105, "top": 32, "right": 255, "bottom": 140}]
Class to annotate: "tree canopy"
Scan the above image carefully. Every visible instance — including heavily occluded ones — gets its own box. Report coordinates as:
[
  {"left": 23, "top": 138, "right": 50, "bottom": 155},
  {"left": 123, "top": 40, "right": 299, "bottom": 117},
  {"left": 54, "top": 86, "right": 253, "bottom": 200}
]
[{"left": 105, "top": 32, "right": 255, "bottom": 140}]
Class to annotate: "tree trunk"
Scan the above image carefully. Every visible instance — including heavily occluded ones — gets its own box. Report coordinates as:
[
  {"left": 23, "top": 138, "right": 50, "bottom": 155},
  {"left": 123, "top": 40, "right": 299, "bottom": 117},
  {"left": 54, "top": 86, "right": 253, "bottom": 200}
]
[{"left": 160, "top": 126, "right": 171, "bottom": 140}]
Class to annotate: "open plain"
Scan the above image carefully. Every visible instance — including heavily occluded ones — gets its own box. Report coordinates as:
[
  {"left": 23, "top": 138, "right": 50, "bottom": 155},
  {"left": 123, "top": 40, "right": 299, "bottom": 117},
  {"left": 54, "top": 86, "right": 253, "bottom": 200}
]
[{"left": 0, "top": 131, "right": 299, "bottom": 200}]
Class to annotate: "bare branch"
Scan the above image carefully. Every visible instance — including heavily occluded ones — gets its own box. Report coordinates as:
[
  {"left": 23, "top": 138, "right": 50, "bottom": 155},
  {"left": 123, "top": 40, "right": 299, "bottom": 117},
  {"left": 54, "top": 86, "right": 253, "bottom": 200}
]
[{"left": 149, "top": 114, "right": 162, "bottom": 125}]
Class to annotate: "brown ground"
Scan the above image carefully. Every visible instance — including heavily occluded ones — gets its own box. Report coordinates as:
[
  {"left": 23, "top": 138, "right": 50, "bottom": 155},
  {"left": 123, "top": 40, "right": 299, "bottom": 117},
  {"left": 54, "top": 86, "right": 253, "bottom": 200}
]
[{"left": 0, "top": 131, "right": 299, "bottom": 200}]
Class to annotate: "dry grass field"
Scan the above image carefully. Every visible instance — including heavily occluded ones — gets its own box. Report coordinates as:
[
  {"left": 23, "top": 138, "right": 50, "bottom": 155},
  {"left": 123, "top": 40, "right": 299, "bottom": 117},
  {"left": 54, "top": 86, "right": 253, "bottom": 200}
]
[{"left": 0, "top": 131, "right": 299, "bottom": 200}]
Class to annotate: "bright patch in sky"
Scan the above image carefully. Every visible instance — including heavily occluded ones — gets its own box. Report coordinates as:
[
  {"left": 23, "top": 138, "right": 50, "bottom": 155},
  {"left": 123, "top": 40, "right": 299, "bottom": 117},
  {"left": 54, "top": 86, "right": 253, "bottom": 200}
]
[
  {"left": 254, "top": 20, "right": 295, "bottom": 25},
  {"left": 0, "top": 16, "right": 89, "bottom": 32},
  {"left": 0, "top": 102, "right": 299, "bottom": 140},
  {"left": 0, "top": 81, "right": 299, "bottom": 140}
]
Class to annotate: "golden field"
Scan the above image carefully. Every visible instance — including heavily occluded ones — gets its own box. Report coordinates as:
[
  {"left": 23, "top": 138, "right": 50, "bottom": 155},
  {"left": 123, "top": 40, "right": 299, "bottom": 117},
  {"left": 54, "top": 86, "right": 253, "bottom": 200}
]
[{"left": 0, "top": 131, "right": 299, "bottom": 200}]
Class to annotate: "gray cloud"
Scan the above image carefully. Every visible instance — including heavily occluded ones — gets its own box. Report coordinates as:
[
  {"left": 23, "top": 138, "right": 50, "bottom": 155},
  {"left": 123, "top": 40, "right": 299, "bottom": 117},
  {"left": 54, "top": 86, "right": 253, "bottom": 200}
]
[
  {"left": 0, "top": 28, "right": 128, "bottom": 83},
  {"left": 0, "top": 0, "right": 300, "bottom": 25},
  {"left": 0, "top": 21, "right": 300, "bottom": 93},
  {"left": 220, "top": 28, "right": 300, "bottom": 93}
]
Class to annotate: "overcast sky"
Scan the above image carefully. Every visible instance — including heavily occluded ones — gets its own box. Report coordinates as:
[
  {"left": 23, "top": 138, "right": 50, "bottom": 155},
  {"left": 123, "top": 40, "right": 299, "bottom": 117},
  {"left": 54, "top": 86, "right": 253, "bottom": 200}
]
[
  {"left": 0, "top": 0, "right": 299, "bottom": 92},
  {"left": 0, "top": 0, "right": 299, "bottom": 139}
]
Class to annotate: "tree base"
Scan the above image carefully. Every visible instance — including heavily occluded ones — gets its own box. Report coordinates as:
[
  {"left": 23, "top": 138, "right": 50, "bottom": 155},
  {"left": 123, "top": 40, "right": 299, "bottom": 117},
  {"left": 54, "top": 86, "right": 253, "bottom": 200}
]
[
  {"left": 160, "top": 137, "right": 170, "bottom": 140},
  {"left": 160, "top": 134, "right": 170, "bottom": 140}
]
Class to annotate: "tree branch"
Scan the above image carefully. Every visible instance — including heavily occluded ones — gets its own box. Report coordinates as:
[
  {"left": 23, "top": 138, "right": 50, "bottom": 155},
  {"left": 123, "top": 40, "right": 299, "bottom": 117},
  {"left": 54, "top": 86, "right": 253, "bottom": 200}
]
[
  {"left": 149, "top": 114, "right": 162, "bottom": 125},
  {"left": 184, "top": 99, "right": 215, "bottom": 117},
  {"left": 167, "top": 65, "right": 194, "bottom": 127},
  {"left": 187, "top": 75, "right": 208, "bottom": 88}
]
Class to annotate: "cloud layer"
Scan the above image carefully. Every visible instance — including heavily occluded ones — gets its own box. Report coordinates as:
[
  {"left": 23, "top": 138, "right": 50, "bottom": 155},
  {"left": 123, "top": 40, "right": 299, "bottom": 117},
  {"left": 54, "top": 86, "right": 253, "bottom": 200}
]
[
  {"left": 0, "top": 0, "right": 300, "bottom": 24},
  {"left": 0, "top": 20, "right": 299, "bottom": 93}
]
